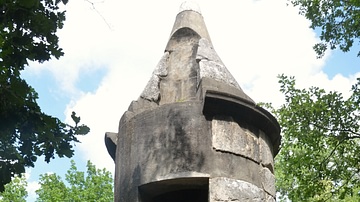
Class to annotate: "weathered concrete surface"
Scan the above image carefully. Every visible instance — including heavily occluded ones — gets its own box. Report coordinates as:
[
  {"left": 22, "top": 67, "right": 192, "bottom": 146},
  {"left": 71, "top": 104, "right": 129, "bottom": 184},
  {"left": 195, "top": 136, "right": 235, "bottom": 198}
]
[
  {"left": 261, "top": 167, "right": 276, "bottom": 197},
  {"left": 140, "top": 52, "right": 169, "bottom": 103},
  {"left": 209, "top": 177, "right": 265, "bottom": 202},
  {"left": 212, "top": 115, "right": 260, "bottom": 162},
  {"left": 260, "top": 131, "right": 275, "bottom": 172},
  {"left": 197, "top": 38, "right": 241, "bottom": 90},
  {"left": 209, "top": 177, "right": 276, "bottom": 202},
  {"left": 105, "top": 3, "right": 281, "bottom": 201}
]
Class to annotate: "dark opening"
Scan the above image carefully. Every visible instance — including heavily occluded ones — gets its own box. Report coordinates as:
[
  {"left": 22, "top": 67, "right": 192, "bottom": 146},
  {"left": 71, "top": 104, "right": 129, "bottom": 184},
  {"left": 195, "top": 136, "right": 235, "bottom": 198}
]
[{"left": 139, "top": 177, "right": 208, "bottom": 202}]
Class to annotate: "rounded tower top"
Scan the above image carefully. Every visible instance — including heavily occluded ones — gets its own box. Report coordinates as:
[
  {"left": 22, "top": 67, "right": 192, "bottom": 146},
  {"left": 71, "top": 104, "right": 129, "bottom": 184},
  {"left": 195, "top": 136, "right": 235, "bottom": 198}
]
[{"left": 179, "top": 1, "right": 201, "bottom": 14}]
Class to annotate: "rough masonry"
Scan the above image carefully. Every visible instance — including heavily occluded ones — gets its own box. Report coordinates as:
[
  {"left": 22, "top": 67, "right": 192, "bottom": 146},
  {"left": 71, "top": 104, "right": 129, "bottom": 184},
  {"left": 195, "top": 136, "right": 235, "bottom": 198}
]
[{"left": 105, "top": 2, "right": 281, "bottom": 201}]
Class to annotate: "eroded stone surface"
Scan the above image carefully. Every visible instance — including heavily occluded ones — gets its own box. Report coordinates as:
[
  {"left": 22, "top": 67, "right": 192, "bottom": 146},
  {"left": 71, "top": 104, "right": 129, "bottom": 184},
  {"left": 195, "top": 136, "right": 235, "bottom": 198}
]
[
  {"left": 259, "top": 131, "right": 274, "bottom": 172},
  {"left": 260, "top": 167, "right": 276, "bottom": 197},
  {"left": 210, "top": 177, "right": 265, "bottom": 202},
  {"left": 128, "top": 99, "right": 158, "bottom": 115},
  {"left": 196, "top": 38, "right": 222, "bottom": 63},
  {"left": 212, "top": 115, "right": 259, "bottom": 162},
  {"left": 265, "top": 193, "right": 276, "bottom": 202},
  {"left": 197, "top": 38, "right": 241, "bottom": 89},
  {"left": 140, "top": 52, "right": 169, "bottom": 102}
]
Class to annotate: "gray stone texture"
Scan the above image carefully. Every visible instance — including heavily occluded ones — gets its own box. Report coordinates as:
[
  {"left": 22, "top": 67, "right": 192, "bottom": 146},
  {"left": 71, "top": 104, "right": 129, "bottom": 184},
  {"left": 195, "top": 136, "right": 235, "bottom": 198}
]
[
  {"left": 197, "top": 38, "right": 241, "bottom": 90},
  {"left": 212, "top": 115, "right": 260, "bottom": 162},
  {"left": 140, "top": 52, "right": 169, "bottom": 103},
  {"left": 104, "top": 4, "right": 281, "bottom": 202},
  {"left": 261, "top": 167, "right": 276, "bottom": 197},
  {"left": 266, "top": 193, "right": 276, "bottom": 202},
  {"left": 260, "top": 131, "right": 275, "bottom": 172},
  {"left": 209, "top": 177, "right": 265, "bottom": 202}
]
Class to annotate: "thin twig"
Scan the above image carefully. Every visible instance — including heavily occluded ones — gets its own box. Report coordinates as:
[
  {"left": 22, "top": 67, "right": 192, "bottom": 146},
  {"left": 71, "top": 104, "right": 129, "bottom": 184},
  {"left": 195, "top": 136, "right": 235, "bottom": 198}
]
[{"left": 84, "top": 0, "right": 113, "bottom": 30}]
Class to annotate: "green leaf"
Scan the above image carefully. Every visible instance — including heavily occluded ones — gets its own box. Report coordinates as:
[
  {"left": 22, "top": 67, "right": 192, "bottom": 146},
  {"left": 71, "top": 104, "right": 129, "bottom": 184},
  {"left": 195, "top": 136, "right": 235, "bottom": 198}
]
[
  {"left": 289, "top": 0, "right": 360, "bottom": 58},
  {"left": 275, "top": 75, "right": 360, "bottom": 201},
  {"left": 0, "top": 0, "right": 90, "bottom": 190},
  {"left": 75, "top": 125, "right": 90, "bottom": 135},
  {"left": 71, "top": 111, "right": 81, "bottom": 125},
  {"left": 36, "top": 160, "right": 113, "bottom": 201}
]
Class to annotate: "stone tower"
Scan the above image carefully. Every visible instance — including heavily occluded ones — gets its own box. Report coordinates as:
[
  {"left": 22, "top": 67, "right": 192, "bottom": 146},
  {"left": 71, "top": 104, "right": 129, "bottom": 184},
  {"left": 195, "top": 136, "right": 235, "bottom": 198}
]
[{"left": 105, "top": 2, "right": 281, "bottom": 201}]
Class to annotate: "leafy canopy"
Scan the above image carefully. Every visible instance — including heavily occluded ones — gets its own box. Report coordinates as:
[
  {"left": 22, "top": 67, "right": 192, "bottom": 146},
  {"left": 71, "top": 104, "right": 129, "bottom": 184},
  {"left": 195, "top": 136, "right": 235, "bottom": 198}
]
[
  {"left": 0, "top": 160, "right": 113, "bottom": 202},
  {"left": 36, "top": 160, "right": 114, "bottom": 202},
  {"left": 289, "top": 0, "right": 360, "bottom": 58},
  {"left": 0, "top": 174, "right": 27, "bottom": 202},
  {"left": 0, "top": 0, "right": 89, "bottom": 191},
  {"left": 271, "top": 75, "right": 360, "bottom": 201}
]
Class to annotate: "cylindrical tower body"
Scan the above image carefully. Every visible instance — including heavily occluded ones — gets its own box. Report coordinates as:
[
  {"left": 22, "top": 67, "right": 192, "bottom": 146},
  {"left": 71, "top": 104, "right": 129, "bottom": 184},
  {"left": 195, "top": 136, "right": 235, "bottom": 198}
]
[{"left": 105, "top": 3, "right": 281, "bottom": 202}]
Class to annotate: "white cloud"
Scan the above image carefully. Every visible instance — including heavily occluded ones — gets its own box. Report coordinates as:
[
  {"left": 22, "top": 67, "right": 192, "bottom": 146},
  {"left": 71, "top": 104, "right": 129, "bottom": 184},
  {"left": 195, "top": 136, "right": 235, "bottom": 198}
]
[
  {"left": 26, "top": 181, "right": 40, "bottom": 201},
  {"left": 25, "top": 169, "right": 41, "bottom": 202},
  {"left": 35, "top": 0, "right": 359, "bottom": 173}
]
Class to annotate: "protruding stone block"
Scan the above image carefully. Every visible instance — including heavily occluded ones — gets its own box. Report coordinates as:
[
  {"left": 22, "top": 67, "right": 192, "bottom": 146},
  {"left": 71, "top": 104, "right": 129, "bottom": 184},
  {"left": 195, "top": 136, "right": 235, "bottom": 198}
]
[
  {"left": 212, "top": 115, "right": 259, "bottom": 162},
  {"left": 209, "top": 177, "right": 265, "bottom": 202}
]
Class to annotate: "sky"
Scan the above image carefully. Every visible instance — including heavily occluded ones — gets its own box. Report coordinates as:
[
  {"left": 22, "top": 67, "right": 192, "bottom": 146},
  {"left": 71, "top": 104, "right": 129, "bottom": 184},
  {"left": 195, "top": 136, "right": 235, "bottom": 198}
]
[{"left": 19, "top": 0, "right": 359, "bottom": 200}]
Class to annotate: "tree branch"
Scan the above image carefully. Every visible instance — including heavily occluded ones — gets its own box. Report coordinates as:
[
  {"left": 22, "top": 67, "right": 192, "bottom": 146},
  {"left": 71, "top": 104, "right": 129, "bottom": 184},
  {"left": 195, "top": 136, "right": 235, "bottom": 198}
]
[
  {"left": 324, "top": 170, "right": 359, "bottom": 201},
  {"left": 84, "top": 0, "right": 112, "bottom": 30},
  {"left": 310, "top": 122, "right": 360, "bottom": 138}
]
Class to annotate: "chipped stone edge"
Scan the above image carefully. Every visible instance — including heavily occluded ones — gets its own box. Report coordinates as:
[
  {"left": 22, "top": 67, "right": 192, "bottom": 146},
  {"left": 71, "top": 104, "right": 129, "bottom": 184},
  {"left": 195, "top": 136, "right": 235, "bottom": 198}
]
[{"left": 140, "top": 51, "right": 169, "bottom": 102}]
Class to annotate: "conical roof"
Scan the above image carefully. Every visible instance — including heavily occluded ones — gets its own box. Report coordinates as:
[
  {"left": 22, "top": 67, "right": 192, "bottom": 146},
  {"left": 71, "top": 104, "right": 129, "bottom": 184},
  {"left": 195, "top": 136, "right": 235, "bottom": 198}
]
[{"left": 140, "top": 1, "right": 255, "bottom": 106}]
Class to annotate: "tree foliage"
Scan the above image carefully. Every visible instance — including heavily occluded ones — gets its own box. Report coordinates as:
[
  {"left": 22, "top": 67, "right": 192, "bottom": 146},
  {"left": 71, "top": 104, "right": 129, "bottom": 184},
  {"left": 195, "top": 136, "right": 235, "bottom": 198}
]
[
  {"left": 0, "top": 174, "right": 27, "bottom": 202},
  {"left": 36, "top": 160, "right": 114, "bottom": 202},
  {"left": 289, "top": 0, "right": 360, "bottom": 58},
  {"left": 0, "top": 160, "right": 113, "bottom": 201},
  {"left": 272, "top": 75, "right": 360, "bottom": 201},
  {"left": 0, "top": 0, "right": 89, "bottom": 191}
]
